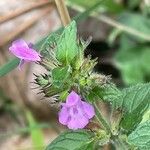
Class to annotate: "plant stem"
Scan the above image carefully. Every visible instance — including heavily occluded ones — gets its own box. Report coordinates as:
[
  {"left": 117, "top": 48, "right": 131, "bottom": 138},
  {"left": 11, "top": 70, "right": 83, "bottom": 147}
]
[
  {"left": 55, "top": 0, "right": 71, "bottom": 26},
  {"left": 93, "top": 102, "right": 111, "bottom": 134},
  {"left": 97, "top": 14, "right": 150, "bottom": 41}
]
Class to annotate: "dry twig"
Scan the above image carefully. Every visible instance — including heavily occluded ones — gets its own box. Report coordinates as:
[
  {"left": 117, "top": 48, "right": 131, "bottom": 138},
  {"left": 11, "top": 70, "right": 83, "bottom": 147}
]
[
  {"left": 0, "top": 6, "right": 54, "bottom": 47},
  {"left": 55, "top": 0, "right": 71, "bottom": 26},
  {"left": 0, "top": 0, "right": 54, "bottom": 24}
]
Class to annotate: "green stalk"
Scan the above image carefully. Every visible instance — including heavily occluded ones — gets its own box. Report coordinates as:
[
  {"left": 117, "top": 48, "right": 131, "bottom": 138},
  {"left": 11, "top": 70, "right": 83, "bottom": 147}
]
[{"left": 93, "top": 102, "right": 111, "bottom": 134}]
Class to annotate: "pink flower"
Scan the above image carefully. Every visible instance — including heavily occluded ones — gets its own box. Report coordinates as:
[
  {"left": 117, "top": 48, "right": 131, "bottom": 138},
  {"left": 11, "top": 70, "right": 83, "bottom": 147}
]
[
  {"left": 9, "top": 39, "right": 41, "bottom": 69},
  {"left": 59, "top": 91, "right": 95, "bottom": 130}
]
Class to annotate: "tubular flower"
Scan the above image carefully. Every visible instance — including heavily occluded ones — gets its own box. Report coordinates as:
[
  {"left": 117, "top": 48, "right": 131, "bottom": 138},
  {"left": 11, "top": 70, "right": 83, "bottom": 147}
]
[
  {"left": 59, "top": 91, "right": 95, "bottom": 130},
  {"left": 9, "top": 39, "right": 41, "bottom": 69}
]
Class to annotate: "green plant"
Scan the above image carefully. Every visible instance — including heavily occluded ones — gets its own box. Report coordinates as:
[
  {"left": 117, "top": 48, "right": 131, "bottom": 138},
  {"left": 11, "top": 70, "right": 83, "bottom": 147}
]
[{"left": 0, "top": 1, "right": 150, "bottom": 149}]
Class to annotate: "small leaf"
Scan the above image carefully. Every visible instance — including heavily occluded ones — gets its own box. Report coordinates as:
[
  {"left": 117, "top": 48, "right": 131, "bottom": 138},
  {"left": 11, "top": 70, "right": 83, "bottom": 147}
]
[
  {"left": 122, "top": 83, "right": 150, "bottom": 112},
  {"left": 55, "top": 21, "right": 78, "bottom": 64},
  {"left": 120, "top": 83, "right": 150, "bottom": 131},
  {"left": 101, "top": 83, "right": 150, "bottom": 131},
  {"left": 52, "top": 66, "right": 71, "bottom": 87},
  {"left": 86, "top": 86, "right": 107, "bottom": 102},
  {"left": 45, "top": 130, "right": 94, "bottom": 150},
  {"left": 128, "top": 120, "right": 150, "bottom": 150},
  {"left": 102, "top": 84, "right": 123, "bottom": 109},
  {"left": 120, "top": 100, "right": 148, "bottom": 132},
  {"left": 39, "top": 28, "right": 63, "bottom": 58}
]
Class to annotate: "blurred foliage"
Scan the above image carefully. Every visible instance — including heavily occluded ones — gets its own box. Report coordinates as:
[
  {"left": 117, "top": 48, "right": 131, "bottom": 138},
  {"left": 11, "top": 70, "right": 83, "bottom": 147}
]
[
  {"left": 117, "top": 12, "right": 150, "bottom": 42},
  {"left": 68, "top": 0, "right": 123, "bottom": 13},
  {"left": 127, "top": 0, "right": 141, "bottom": 9},
  {"left": 26, "top": 110, "right": 45, "bottom": 150},
  {"left": 114, "top": 12, "right": 150, "bottom": 85},
  {"left": 0, "top": 89, "right": 22, "bottom": 123},
  {"left": 115, "top": 34, "right": 150, "bottom": 84}
]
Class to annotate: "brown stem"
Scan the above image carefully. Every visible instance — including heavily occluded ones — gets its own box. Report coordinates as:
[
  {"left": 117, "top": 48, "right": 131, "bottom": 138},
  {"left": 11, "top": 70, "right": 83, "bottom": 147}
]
[
  {"left": 0, "top": 0, "right": 54, "bottom": 24},
  {"left": 55, "top": 0, "right": 71, "bottom": 26}
]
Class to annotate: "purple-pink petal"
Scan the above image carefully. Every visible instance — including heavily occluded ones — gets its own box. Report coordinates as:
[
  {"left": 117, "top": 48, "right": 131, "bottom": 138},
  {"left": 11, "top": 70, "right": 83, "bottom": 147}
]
[
  {"left": 12, "top": 39, "right": 29, "bottom": 49},
  {"left": 67, "top": 114, "right": 89, "bottom": 130},
  {"left": 66, "top": 91, "right": 80, "bottom": 106},
  {"left": 58, "top": 106, "right": 70, "bottom": 125},
  {"left": 67, "top": 106, "right": 89, "bottom": 130},
  {"left": 82, "top": 101, "right": 95, "bottom": 119},
  {"left": 9, "top": 39, "right": 41, "bottom": 61}
]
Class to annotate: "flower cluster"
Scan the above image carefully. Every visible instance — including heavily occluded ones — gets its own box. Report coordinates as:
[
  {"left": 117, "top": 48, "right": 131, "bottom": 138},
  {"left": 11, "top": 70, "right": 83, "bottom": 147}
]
[{"left": 9, "top": 39, "right": 95, "bottom": 130}]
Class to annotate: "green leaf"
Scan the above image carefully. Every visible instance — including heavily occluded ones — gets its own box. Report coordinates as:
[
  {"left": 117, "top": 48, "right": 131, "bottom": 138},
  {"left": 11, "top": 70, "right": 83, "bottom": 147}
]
[
  {"left": 0, "top": 1, "right": 102, "bottom": 77},
  {"left": 45, "top": 130, "right": 94, "bottom": 150},
  {"left": 128, "top": 120, "right": 150, "bottom": 150},
  {"left": 120, "top": 102, "right": 148, "bottom": 132},
  {"left": 122, "top": 83, "right": 150, "bottom": 112},
  {"left": 97, "top": 83, "right": 150, "bottom": 132},
  {"left": 86, "top": 86, "right": 103, "bottom": 102},
  {"left": 55, "top": 21, "right": 78, "bottom": 64},
  {"left": 77, "top": 141, "right": 95, "bottom": 150},
  {"left": 26, "top": 111, "right": 44, "bottom": 150},
  {"left": 101, "top": 84, "right": 123, "bottom": 109},
  {"left": 52, "top": 66, "right": 71, "bottom": 87},
  {"left": 39, "top": 28, "right": 63, "bottom": 57},
  {"left": 120, "top": 83, "right": 150, "bottom": 131},
  {"left": 115, "top": 45, "right": 150, "bottom": 85}
]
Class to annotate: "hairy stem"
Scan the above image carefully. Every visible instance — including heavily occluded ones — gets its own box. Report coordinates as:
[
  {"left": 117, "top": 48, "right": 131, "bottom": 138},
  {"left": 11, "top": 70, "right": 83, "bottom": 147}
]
[{"left": 94, "top": 102, "right": 111, "bottom": 134}]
